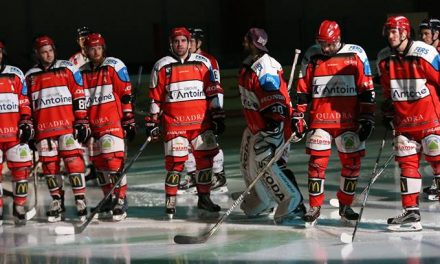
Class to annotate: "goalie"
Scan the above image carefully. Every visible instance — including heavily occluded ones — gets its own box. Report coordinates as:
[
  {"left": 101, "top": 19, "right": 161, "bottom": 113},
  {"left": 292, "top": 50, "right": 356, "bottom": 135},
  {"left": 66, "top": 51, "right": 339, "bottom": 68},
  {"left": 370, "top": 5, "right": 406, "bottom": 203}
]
[{"left": 238, "top": 28, "right": 305, "bottom": 221}]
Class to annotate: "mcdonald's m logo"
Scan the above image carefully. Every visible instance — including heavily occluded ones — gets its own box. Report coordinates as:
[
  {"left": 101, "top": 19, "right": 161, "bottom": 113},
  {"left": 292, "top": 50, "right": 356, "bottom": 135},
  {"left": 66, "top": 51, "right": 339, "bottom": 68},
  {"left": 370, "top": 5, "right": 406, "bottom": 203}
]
[
  {"left": 166, "top": 173, "right": 180, "bottom": 185},
  {"left": 47, "top": 177, "right": 58, "bottom": 189},
  {"left": 198, "top": 170, "right": 211, "bottom": 184},
  {"left": 308, "top": 179, "right": 322, "bottom": 195},
  {"left": 343, "top": 179, "right": 357, "bottom": 193},
  {"left": 400, "top": 178, "right": 408, "bottom": 193},
  {"left": 15, "top": 182, "right": 28, "bottom": 195},
  {"left": 70, "top": 174, "right": 83, "bottom": 188}
]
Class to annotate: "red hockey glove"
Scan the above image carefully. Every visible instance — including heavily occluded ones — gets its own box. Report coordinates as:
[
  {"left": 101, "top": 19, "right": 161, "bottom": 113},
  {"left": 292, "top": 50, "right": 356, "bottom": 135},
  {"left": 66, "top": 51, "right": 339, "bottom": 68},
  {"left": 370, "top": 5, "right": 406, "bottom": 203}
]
[
  {"left": 145, "top": 115, "right": 161, "bottom": 142},
  {"left": 122, "top": 113, "right": 136, "bottom": 142}
]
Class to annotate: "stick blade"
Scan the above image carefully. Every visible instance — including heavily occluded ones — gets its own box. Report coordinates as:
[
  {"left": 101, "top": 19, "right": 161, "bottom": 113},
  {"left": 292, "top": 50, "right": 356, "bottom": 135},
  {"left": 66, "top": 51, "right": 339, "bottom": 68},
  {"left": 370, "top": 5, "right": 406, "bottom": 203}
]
[
  {"left": 329, "top": 198, "right": 340, "bottom": 208},
  {"left": 174, "top": 234, "right": 207, "bottom": 244},
  {"left": 25, "top": 207, "right": 36, "bottom": 221},
  {"left": 340, "top": 232, "right": 353, "bottom": 244},
  {"left": 54, "top": 225, "right": 75, "bottom": 236}
]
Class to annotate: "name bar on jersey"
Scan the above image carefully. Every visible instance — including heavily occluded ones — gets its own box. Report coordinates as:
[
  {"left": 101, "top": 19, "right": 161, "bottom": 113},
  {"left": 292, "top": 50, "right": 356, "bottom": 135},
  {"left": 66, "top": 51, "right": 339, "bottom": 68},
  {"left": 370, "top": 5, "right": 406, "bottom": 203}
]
[
  {"left": 390, "top": 79, "right": 430, "bottom": 102},
  {"left": 166, "top": 80, "right": 205, "bottom": 103},
  {"left": 312, "top": 75, "right": 356, "bottom": 98},
  {"left": 0, "top": 93, "right": 19, "bottom": 113},
  {"left": 86, "top": 84, "right": 115, "bottom": 107},
  {"left": 32, "top": 86, "right": 72, "bottom": 110}
]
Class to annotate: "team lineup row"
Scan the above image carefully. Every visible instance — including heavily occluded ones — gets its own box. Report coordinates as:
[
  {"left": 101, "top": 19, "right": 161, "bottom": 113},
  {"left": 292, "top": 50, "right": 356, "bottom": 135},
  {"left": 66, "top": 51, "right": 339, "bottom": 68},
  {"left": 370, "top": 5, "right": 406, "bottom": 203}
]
[{"left": 0, "top": 15, "right": 440, "bottom": 237}]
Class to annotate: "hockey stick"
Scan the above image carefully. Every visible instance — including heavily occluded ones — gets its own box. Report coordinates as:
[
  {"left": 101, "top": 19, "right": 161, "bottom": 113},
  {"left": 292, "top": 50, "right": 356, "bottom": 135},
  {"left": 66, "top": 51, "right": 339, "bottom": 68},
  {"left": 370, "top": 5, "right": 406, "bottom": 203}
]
[
  {"left": 340, "top": 152, "right": 395, "bottom": 244},
  {"left": 54, "top": 132, "right": 156, "bottom": 235},
  {"left": 329, "top": 129, "right": 390, "bottom": 208},
  {"left": 287, "top": 49, "right": 301, "bottom": 93},
  {"left": 174, "top": 133, "right": 297, "bottom": 244}
]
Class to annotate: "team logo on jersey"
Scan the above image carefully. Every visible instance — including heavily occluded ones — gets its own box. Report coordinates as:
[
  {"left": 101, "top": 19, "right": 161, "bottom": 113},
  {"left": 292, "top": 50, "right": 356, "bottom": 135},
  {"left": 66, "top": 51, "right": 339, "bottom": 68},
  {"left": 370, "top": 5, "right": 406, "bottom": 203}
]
[
  {"left": 87, "top": 84, "right": 115, "bottom": 106},
  {"left": 390, "top": 79, "right": 429, "bottom": 101},
  {"left": 167, "top": 81, "right": 205, "bottom": 103},
  {"left": 32, "top": 86, "right": 72, "bottom": 110}
]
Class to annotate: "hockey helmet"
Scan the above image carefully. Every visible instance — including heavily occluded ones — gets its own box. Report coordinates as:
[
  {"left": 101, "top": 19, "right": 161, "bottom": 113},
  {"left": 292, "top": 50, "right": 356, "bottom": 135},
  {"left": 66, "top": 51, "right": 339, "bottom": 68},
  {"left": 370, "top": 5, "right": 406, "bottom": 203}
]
[
  {"left": 33, "top": 35, "right": 55, "bottom": 50},
  {"left": 419, "top": 18, "right": 440, "bottom": 32},
  {"left": 189, "top": 28, "right": 204, "bottom": 41},
  {"left": 77, "top": 26, "right": 91, "bottom": 37},
  {"left": 316, "top": 20, "right": 341, "bottom": 43},
  {"left": 84, "top": 33, "right": 106, "bottom": 48},
  {"left": 169, "top": 27, "right": 191, "bottom": 41},
  {"left": 383, "top": 16, "right": 411, "bottom": 38},
  {"left": 246, "top": 28, "right": 269, "bottom": 52}
]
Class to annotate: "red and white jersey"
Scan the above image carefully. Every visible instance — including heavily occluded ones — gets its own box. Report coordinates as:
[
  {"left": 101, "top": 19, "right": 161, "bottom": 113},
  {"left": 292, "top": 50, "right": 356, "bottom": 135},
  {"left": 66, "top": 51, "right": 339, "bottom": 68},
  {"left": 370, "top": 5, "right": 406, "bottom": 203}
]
[
  {"left": 81, "top": 57, "right": 132, "bottom": 134},
  {"left": 149, "top": 53, "right": 223, "bottom": 132},
  {"left": 297, "top": 44, "right": 374, "bottom": 130},
  {"left": 25, "top": 60, "right": 87, "bottom": 140},
  {"left": 377, "top": 40, "right": 440, "bottom": 133},
  {"left": 69, "top": 51, "right": 89, "bottom": 69},
  {"left": 0, "top": 65, "right": 31, "bottom": 142},
  {"left": 238, "top": 53, "right": 291, "bottom": 135}
]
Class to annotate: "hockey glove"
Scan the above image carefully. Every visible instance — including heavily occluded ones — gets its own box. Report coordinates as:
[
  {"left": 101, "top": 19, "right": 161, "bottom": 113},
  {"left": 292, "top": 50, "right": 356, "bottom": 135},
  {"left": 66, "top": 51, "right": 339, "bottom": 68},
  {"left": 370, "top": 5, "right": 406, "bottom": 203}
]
[
  {"left": 291, "top": 112, "right": 307, "bottom": 142},
  {"left": 74, "top": 119, "right": 91, "bottom": 144},
  {"left": 254, "top": 124, "right": 283, "bottom": 163},
  {"left": 382, "top": 115, "right": 394, "bottom": 131},
  {"left": 122, "top": 113, "right": 136, "bottom": 142},
  {"left": 18, "top": 119, "right": 34, "bottom": 144},
  {"left": 145, "top": 115, "right": 161, "bottom": 141},
  {"left": 211, "top": 108, "right": 226, "bottom": 136},
  {"left": 358, "top": 118, "right": 375, "bottom": 141}
]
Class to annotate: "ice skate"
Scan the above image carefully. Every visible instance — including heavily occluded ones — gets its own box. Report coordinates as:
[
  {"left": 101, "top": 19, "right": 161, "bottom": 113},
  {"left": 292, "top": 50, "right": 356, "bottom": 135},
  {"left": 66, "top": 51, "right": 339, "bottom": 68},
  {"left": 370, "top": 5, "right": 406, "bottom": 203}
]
[
  {"left": 112, "top": 196, "right": 128, "bottom": 221},
  {"left": 339, "top": 204, "right": 359, "bottom": 225},
  {"left": 165, "top": 195, "right": 176, "bottom": 220},
  {"left": 303, "top": 206, "right": 320, "bottom": 227},
  {"left": 177, "top": 172, "right": 196, "bottom": 194},
  {"left": 197, "top": 193, "right": 220, "bottom": 218},
  {"left": 75, "top": 197, "right": 88, "bottom": 222},
  {"left": 47, "top": 198, "right": 65, "bottom": 223},
  {"left": 274, "top": 202, "right": 306, "bottom": 224},
  {"left": 92, "top": 195, "right": 114, "bottom": 220},
  {"left": 387, "top": 208, "right": 422, "bottom": 232},
  {"left": 13, "top": 205, "right": 27, "bottom": 226},
  {"left": 422, "top": 179, "right": 438, "bottom": 201},
  {"left": 211, "top": 170, "right": 228, "bottom": 193}
]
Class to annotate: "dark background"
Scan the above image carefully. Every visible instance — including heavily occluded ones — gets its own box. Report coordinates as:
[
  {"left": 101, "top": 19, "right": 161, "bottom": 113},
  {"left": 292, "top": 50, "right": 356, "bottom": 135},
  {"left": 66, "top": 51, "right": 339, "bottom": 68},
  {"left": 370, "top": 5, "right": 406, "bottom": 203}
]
[{"left": 1, "top": 0, "right": 439, "bottom": 73}]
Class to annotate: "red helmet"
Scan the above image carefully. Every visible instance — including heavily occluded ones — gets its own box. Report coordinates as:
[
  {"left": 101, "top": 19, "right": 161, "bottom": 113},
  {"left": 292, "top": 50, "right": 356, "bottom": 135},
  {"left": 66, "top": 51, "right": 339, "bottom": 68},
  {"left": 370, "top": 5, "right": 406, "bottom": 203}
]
[
  {"left": 34, "top": 35, "right": 55, "bottom": 50},
  {"left": 84, "top": 33, "right": 106, "bottom": 48},
  {"left": 316, "top": 20, "right": 341, "bottom": 43},
  {"left": 169, "top": 27, "right": 191, "bottom": 40},
  {"left": 383, "top": 16, "right": 411, "bottom": 38}
]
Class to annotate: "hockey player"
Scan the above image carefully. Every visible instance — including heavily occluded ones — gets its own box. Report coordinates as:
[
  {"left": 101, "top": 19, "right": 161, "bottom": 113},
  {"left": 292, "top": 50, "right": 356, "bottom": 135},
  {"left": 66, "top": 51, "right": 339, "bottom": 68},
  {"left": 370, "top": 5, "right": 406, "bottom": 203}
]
[
  {"left": 146, "top": 27, "right": 225, "bottom": 219},
  {"left": 69, "top": 26, "right": 97, "bottom": 184},
  {"left": 69, "top": 26, "right": 91, "bottom": 68},
  {"left": 0, "top": 40, "right": 33, "bottom": 225},
  {"left": 419, "top": 18, "right": 440, "bottom": 53},
  {"left": 25, "top": 35, "right": 90, "bottom": 222},
  {"left": 296, "top": 20, "right": 375, "bottom": 226},
  {"left": 418, "top": 18, "right": 440, "bottom": 201},
  {"left": 179, "top": 28, "right": 227, "bottom": 194},
  {"left": 238, "top": 28, "right": 305, "bottom": 221},
  {"left": 81, "top": 33, "right": 135, "bottom": 221},
  {"left": 378, "top": 16, "right": 440, "bottom": 231}
]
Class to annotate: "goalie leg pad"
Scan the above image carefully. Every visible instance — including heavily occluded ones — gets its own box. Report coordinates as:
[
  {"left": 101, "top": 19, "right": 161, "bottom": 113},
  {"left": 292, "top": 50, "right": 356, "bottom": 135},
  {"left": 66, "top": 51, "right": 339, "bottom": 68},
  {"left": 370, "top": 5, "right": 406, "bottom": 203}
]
[{"left": 240, "top": 128, "right": 276, "bottom": 216}]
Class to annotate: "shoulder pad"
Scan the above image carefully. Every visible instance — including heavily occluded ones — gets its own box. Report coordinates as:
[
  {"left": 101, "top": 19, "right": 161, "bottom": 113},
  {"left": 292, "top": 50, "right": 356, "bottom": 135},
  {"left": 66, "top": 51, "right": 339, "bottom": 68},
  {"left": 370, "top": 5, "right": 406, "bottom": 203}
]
[
  {"left": 3, "top": 65, "right": 25, "bottom": 78},
  {"left": 102, "top": 57, "right": 124, "bottom": 70},
  {"left": 251, "top": 54, "right": 282, "bottom": 91},
  {"left": 153, "top": 56, "right": 177, "bottom": 72},
  {"left": 299, "top": 45, "right": 322, "bottom": 78},
  {"left": 25, "top": 67, "right": 42, "bottom": 78},
  {"left": 408, "top": 41, "right": 440, "bottom": 71},
  {"left": 191, "top": 53, "right": 212, "bottom": 68},
  {"left": 55, "top": 60, "right": 83, "bottom": 86},
  {"left": 339, "top": 44, "right": 372, "bottom": 75}
]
